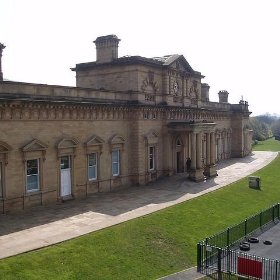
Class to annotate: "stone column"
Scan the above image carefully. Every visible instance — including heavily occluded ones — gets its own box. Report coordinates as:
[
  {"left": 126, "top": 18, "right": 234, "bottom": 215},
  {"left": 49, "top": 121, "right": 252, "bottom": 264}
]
[
  {"left": 191, "top": 133, "right": 196, "bottom": 169},
  {"left": 210, "top": 132, "right": 215, "bottom": 165},
  {"left": 0, "top": 43, "right": 6, "bottom": 81},
  {"left": 204, "top": 132, "right": 217, "bottom": 178},
  {"left": 196, "top": 133, "right": 202, "bottom": 169},
  {"left": 206, "top": 133, "right": 211, "bottom": 166},
  {"left": 189, "top": 132, "right": 204, "bottom": 182}
]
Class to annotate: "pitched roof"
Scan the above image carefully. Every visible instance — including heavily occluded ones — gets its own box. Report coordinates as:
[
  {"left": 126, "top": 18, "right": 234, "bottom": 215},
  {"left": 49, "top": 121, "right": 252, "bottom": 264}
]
[{"left": 72, "top": 54, "right": 199, "bottom": 76}]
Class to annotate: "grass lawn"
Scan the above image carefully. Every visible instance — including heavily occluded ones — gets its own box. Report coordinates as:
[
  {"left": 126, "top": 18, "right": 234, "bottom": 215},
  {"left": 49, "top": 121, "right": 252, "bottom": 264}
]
[
  {"left": 252, "top": 137, "right": 280, "bottom": 151},
  {"left": 0, "top": 140, "right": 280, "bottom": 279}
]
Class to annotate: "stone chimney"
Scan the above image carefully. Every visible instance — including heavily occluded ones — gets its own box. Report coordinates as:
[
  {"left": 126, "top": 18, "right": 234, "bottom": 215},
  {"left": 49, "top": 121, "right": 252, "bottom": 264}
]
[
  {"left": 94, "top": 35, "right": 120, "bottom": 64},
  {"left": 201, "top": 83, "right": 210, "bottom": 101},
  {"left": 218, "top": 90, "right": 229, "bottom": 103},
  {"left": 0, "top": 42, "right": 6, "bottom": 81}
]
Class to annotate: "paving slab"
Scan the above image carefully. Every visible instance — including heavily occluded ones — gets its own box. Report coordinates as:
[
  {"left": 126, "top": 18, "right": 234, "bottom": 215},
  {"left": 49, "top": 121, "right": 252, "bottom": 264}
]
[{"left": 0, "top": 151, "right": 278, "bottom": 279}]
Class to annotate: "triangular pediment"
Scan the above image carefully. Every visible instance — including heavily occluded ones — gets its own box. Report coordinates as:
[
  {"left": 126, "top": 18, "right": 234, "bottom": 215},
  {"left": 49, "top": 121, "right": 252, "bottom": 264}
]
[
  {"left": 145, "top": 131, "right": 158, "bottom": 139},
  {"left": 85, "top": 135, "right": 105, "bottom": 147},
  {"left": 145, "top": 131, "right": 159, "bottom": 144},
  {"left": 163, "top": 55, "right": 195, "bottom": 74},
  {"left": 22, "top": 138, "right": 48, "bottom": 151},
  {"left": 109, "top": 134, "right": 125, "bottom": 144},
  {"left": 57, "top": 137, "right": 79, "bottom": 149}
]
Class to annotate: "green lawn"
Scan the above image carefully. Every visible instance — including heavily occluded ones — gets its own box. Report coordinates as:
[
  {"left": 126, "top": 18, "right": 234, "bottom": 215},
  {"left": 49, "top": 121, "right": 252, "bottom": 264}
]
[
  {"left": 252, "top": 137, "right": 280, "bottom": 151},
  {"left": 0, "top": 139, "right": 280, "bottom": 279}
]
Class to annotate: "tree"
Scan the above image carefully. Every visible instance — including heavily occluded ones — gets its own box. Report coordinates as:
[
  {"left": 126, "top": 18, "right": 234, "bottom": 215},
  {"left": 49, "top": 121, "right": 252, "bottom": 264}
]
[
  {"left": 271, "top": 119, "right": 280, "bottom": 136},
  {"left": 255, "top": 113, "right": 279, "bottom": 125},
  {"left": 249, "top": 118, "right": 265, "bottom": 141}
]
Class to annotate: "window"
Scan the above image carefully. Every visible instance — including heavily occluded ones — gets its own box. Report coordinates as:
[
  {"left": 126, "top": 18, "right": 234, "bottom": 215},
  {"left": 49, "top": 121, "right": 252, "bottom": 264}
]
[
  {"left": 26, "top": 159, "right": 39, "bottom": 192},
  {"left": 144, "top": 112, "right": 148, "bottom": 119},
  {"left": 176, "top": 138, "right": 182, "bottom": 146},
  {"left": 112, "top": 150, "right": 120, "bottom": 176},
  {"left": 153, "top": 112, "right": 157, "bottom": 119},
  {"left": 88, "top": 153, "right": 97, "bottom": 180},
  {"left": 60, "top": 156, "right": 70, "bottom": 169},
  {"left": 149, "top": 146, "right": 155, "bottom": 170}
]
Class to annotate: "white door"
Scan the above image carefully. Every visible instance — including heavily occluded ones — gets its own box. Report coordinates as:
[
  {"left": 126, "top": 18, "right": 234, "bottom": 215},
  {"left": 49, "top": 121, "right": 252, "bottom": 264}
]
[{"left": 60, "top": 156, "right": 71, "bottom": 197}]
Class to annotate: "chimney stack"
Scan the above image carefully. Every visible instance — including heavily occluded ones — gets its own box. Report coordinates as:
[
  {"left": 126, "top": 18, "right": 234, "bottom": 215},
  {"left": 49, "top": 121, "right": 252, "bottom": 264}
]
[
  {"left": 94, "top": 35, "right": 120, "bottom": 64},
  {"left": 218, "top": 90, "right": 229, "bottom": 103},
  {"left": 201, "top": 83, "right": 210, "bottom": 101},
  {"left": 0, "top": 42, "right": 6, "bottom": 81}
]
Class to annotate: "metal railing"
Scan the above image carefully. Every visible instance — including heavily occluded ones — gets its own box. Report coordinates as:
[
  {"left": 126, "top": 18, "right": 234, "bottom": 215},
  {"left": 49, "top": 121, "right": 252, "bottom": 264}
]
[{"left": 197, "top": 203, "right": 280, "bottom": 279}]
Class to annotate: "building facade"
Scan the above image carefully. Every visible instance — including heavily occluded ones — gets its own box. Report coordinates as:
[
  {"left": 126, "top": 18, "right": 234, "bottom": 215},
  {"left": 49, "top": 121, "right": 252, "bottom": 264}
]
[{"left": 0, "top": 35, "right": 252, "bottom": 213}]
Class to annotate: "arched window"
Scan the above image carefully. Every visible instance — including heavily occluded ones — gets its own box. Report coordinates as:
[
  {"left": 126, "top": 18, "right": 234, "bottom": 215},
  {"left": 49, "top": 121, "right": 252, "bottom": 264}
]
[
  {"left": 176, "top": 138, "right": 182, "bottom": 146},
  {"left": 109, "top": 134, "right": 125, "bottom": 177}
]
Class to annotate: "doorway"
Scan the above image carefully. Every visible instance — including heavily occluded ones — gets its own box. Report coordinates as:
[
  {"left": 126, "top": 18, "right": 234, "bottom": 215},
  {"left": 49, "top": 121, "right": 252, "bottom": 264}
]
[
  {"left": 176, "top": 152, "right": 181, "bottom": 173},
  {"left": 60, "top": 156, "right": 71, "bottom": 197}
]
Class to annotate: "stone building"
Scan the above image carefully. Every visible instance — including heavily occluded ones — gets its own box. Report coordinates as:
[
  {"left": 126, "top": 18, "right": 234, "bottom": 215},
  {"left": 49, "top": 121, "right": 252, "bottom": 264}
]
[{"left": 0, "top": 35, "right": 252, "bottom": 213}]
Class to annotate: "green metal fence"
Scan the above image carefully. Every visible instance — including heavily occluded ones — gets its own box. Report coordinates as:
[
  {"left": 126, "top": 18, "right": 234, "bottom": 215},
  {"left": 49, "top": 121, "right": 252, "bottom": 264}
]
[{"left": 197, "top": 203, "right": 280, "bottom": 279}]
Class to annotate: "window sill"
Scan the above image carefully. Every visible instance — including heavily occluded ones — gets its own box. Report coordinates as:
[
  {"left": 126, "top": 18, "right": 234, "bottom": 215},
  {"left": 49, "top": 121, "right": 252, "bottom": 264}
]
[
  {"left": 88, "top": 179, "right": 98, "bottom": 182},
  {"left": 25, "top": 190, "right": 41, "bottom": 196},
  {"left": 112, "top": 175, "right": 121, "bottom": 178}
]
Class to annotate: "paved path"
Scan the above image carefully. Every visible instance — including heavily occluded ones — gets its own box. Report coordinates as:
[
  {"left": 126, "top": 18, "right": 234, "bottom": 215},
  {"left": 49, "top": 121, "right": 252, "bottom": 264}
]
[{"left": 0, "top": 151, "right": 278, "bottom": 279}]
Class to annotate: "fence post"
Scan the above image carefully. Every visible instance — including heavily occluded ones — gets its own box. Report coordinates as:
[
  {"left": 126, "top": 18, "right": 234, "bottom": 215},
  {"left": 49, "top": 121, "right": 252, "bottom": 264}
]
[
  {"left": 218, "top": 248, "right": 222, "bottom": 280},
  {"left": 245, "top": 219, "right": 247, "bottom": 237},
  {"left": 275, "top": 260, "right": 278, "bottom": 280},
  {"left": 278, "top": 203, "right": 280, "bottom": 219},
  {"left": 197, "top": 243, "right": 201, "bottom": 272},
  {"left": 205, "top": 238, "right": 208, "bottom": 268},
  {"left": 273, "top": 205, "right": 275, "bottom": 222},
  {"left": 260, "top": 210, "right": 263, "bottom": 229}
]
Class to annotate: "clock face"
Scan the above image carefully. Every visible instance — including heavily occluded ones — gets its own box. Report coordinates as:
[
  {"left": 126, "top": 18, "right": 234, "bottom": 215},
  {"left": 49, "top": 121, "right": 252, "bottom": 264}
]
[{"left": 174, "top": 80, "right": 179, "bottom": 94}]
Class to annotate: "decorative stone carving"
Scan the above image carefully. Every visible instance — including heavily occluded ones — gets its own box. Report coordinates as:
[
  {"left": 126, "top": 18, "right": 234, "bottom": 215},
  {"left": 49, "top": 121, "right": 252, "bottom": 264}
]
[
  {"left": 190, "top": 80, "right": 199, "bottom": 98},
  {"left": 141, "top": 71, "right": 159, "bottom": 93}
]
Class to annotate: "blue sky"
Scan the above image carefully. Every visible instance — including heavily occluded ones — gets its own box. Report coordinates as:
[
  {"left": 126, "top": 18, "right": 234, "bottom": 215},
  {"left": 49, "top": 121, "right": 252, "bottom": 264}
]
[{"left": 1, "top": 0, "right": 279, "bottom": 116}]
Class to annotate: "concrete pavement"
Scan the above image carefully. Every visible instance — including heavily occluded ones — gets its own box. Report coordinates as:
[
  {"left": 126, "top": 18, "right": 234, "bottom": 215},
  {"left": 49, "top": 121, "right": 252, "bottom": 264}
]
[{"left": 0, "top": 151, "right": 278, "bottom": 278}]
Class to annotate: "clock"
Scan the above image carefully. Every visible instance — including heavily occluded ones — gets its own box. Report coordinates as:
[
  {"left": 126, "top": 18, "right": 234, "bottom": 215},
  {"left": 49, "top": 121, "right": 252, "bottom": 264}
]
[{"left": 173, "top": 80, "right": 179, "bottom": 94}]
